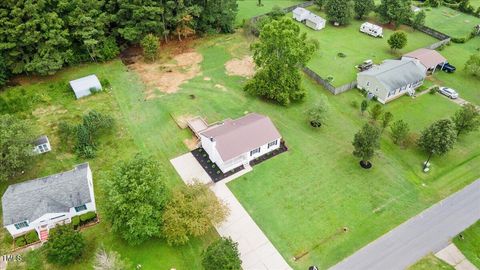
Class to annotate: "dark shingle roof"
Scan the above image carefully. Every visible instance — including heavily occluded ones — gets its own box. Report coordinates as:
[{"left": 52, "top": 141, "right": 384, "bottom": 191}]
[
  {"left": 1, "top": 163, "right": 92, "bottom": 226},
  {"left": 33, "top": 135, "right": 49, "bottom": 146}
]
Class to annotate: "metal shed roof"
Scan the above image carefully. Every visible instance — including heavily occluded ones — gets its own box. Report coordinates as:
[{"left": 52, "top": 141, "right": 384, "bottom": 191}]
[{"left": 69, "top": 75, "right": 102, "bottom": 99}]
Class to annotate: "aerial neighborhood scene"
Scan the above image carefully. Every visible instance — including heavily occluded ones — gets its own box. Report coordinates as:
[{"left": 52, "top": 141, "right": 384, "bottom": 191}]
[{"left": 1, "top": 0, "right": 480, "bottom": 269}]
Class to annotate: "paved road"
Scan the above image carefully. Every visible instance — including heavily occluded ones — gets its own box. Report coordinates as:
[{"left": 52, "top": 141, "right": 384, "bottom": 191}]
[{"left": 330, "top": 179, "right": 480, "bottom": 270}]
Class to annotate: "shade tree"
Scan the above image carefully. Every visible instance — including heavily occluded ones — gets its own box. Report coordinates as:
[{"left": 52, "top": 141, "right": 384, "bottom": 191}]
[
  {"left": 352, "top": 123, "right": 381, "bottom": 168},
  {"left": 417, "top": 119, "right": 457, "bottom": 170},
  {"left": 452, "top": 103, "right": 480, "bottom": 136}
]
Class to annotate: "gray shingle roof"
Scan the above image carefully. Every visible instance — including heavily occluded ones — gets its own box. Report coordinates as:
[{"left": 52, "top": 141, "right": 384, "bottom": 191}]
[
  {"left": 69, "top": 75, "right": 102, "bottom": 99},
  {"left": 360, "top": 59, "right": 426, "bottom": 92},
  {"left": 33, "top": 135, "right": 49, "bottom": 146},
  {"left": 2, "top": 163, "right": 92, "bottom": 226}
]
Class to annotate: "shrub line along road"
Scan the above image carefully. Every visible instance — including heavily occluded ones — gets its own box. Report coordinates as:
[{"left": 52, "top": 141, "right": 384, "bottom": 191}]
[{"left": 330, "top": 179, "right": 480, "bottom": 270}]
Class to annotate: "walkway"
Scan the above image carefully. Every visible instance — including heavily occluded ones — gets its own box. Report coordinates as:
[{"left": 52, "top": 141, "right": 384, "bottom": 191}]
[
  {"left": 330, "top": 179, "right": 480, "bottom": 270},
  {"left": 170, "top": 155, "right": 292, "bottom": 270},
  {"left": 435, "top": 243, "right": 478, "bottom": 270}
]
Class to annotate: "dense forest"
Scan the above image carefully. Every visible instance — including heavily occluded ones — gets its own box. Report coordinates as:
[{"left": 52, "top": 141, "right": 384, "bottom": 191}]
[{"left": 0, "top": 0, "right": 238, "bottom": 83}]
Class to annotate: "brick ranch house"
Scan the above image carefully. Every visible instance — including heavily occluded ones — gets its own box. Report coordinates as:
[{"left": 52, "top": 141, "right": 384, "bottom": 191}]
[
  {"left": 1, "top": 163, "right": 96, "bottom": 241},
  {"left": 199, "top": 113, "right": 282, "bottom": 173}
]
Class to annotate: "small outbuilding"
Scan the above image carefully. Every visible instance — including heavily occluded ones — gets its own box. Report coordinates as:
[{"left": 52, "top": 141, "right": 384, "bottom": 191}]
[
  {"left": 360, "top": 22, "right": 383, "bottom": 38},
  {"left": 305, "top": 13, "right": 326, "bottom": 31},
  {"left": 402, "top": 48, "right": 447, "bottom": 74},
  {"left": 292, "top": 7, "right": 310, "bottom": 22},
  {"left": 69, "top": 75, "right": 102, "bottom": 99},
  {"left": 33, "top": 135, "right": 51, "bottom": 154}
]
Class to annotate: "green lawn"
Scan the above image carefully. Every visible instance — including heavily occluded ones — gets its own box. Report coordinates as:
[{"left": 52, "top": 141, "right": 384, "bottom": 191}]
[
  {"left": 429, "top": 37, "right": 480, "bottom": 105},
  {"left": 0, "top": 61, "right": 216, "bottom": 270},
  {"left": 297, "top": 7, "right": 437, "bottom": 86},
  {"left": 236, "top": 0, "right": 304, "bottom": 25},
  {"left": 453, "top": 220, "right": 480, "bottom": 268},
  {"left": 423, "top": 6, "right": 480, "bottom": 38},
  {"left": 409, "top": 255, "right": 454, "bottom": 270}
]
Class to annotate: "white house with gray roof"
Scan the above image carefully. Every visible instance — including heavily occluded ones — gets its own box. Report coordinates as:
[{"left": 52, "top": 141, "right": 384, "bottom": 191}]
[
  {"left": 200, "top": 113, "right": 282, "bottom": 173},
  {"left": 357, "top": 58, "right": 427, "bottom": 104},
  {"left": 1, "top": 163, "right": 96, "bottom": 240}
]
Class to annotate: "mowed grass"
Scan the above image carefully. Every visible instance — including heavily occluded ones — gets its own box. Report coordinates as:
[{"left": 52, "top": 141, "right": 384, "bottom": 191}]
[
  {"left": 297, "top": 7, "right": 437, "bottom": 86},
  {"left": 453, "top": 220, "right": 480, "bottom": 268},
  {"left": 409, "top": 254, "right": 454, "bottom": 270},
  {"left": 236, "top": 0, "right": 304, "bottom": 25},
  {"left": 105, "top": 31, "right": 480, "bottom": 269},
  {"left": 423, "top": 6, "right": 480, "bottom": 38},
  {"left": 0, "top": 61, "right": 216, "bottom": 269},
  {"left": 430, "top": 37, "right": 480, "bottom": 105}
]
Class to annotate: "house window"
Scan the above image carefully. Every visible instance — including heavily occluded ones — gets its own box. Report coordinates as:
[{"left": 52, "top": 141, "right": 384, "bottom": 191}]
[
  {"left": 268, "top": 140, "right": 278, "bottom": 148},
  {"left": 14, "top": 221, "right": 29, "bottom": 230},
  {"left": 250, "top": 147, "right": 261, "bottom": 156},
  {"left": 74, "top": 204, "right": 87, "bottom": 212}
]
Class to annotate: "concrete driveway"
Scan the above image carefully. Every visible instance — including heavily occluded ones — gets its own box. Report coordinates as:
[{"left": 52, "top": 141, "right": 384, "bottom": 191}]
[
  {"left": 170, "top": 153, "right": 212, "bottom": 185},
  {"left": 170, "top": 153, "right": 292, "bottom": 270}
]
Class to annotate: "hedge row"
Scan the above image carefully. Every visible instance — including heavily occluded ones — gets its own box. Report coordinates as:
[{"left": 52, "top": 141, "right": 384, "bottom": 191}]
[
  {"left": 72, "top": 211, "right": 97, "bottom": 229},
  {"left": 14, "top": 230, "right": 39, "bottom": 248}
]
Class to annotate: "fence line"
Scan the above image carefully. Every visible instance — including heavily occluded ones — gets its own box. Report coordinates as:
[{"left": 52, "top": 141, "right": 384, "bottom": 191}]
[{"left": 303, "top": 67, "right": 357, "bottom": 95}]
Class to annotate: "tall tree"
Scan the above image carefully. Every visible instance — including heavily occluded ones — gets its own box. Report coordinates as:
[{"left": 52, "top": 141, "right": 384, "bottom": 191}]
[
  {"left": 388, "top": 31, "right": 408, "bottom": 51},
  {"left": 412, "top": 10, "right": 426, "bottom": 30},
  {"left": 163, "top": 182, "right": 229, "bottom": 245},
  {"left": 0, "top": 56, "right": 7, "bottom": 87},
  {"left": 377, "top": 0, "right": 413, "bottom": 28},
  {"left": 381, "top": 111, "right": 394, "bottom": 130},
  {"left": 104, "top": 155, "right": 168, "bottom": 245},
  {"left": 417, "top": 119, "right": 457, "bottom": 170},
  {"left": 315, "top": 0, "right": 327, "bottom": 10},
  {"left": 196, "top": 0, "right": 238, "bottom": 34},
  {"left": 360, "top": 100, "right": 368, "bottom": 115},
  {"left": 307, "top": 97, "right": 329, "bottom": 128},
  {"left": 45, "top": 225, "right": 85, "bottom": 265},
  {"left": 353, "top": 0, "right": 375, "bottom": 20},
  {"left": 452, "top": 103, "right": 480, "bottom": 136},
  {"left": 465, "top": 53, "right": 480, "bottom": 77},
  {"left": 325, "top": 0, "right": 353, "bottom": 25},
  {"left": 202, "top": 238, "right": 242, "bottom": 270},
  {"left": 245, "top": 19, "right": 318, "bottom": 105},
  {"left": 93, "top": 247, "right": 131, "bottom": 270},
  {"left": 0, "top": 115, "right": 35, "bottom": 181},
  {"left": 352, "top": 123, "right": 381, "bottom": 167}
]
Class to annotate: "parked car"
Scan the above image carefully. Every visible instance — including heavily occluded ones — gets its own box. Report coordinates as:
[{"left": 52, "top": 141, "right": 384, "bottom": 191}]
[
  {"left": 438, "top": 63, "right": 456, "bottom": 73},
  {"left": 438, "top": 87, "right": 459, "bottom": 99}
]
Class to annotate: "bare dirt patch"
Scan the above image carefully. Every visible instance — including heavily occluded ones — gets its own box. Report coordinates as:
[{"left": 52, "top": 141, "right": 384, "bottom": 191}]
[
  {"left": 225, "top": 56, "right": 255, "bottom": 78},
  {"left": 129, "top": 50, "right": 203, "bottom": 99},
  {"left": 183, "top": 137, "right": 200, "bottom": 150},
  {"left": 203, "top": 77, "right": 211, "bottom": 81},
  {"left": 214, "top": 84, "right": 227, "bottom": 91},
  {"left": 32, "top": 105, "right": 68, "bottom": 117}
]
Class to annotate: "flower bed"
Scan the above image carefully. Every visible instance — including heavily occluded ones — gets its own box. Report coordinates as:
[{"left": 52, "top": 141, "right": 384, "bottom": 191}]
[
  {"left": 249, "top": 141, "right": 288, "bottom": 167},
  {"left": 191, "top": 148, "right": 244, "bottom": 182}
]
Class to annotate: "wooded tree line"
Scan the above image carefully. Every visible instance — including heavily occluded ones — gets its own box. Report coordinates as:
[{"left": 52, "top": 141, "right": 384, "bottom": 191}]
[{"left": 0, "top": 0, "right": 238, "bottom": 80}]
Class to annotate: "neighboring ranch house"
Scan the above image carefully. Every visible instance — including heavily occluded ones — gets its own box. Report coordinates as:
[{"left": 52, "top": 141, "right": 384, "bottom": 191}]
[
  {"left": 33, "top": 135, "right": 51, "bottom": 154},
  {"left": 69, "top": 74, "right": 102, "bottom": 99},
  {"left": 292, "top": 7, "right": 310, "bottom": 22},
  {"left": 305, "top": 13, "right": 326, "bottom": 31},
  {"left": 1, "top": 163, "right": 96, "bottom": 240},
  {"left": 402, "top": 48, "right": 447, "bottom": 74},
  {"left": 199, "top": 113, "right": 282, "bottom": 173},
  {"left": 357, "top": 59, "right": 426, "bottom": 104}
]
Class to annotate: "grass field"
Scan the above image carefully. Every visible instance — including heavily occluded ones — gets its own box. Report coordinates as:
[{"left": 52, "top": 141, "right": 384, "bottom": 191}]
[
  {"left": 409, "top": 255, "right": 454, "bottom": 270},
  {"left": 297, "top": 7, "right": 437, "bottom": 86},
  {"left": 453, "top": 220, "right": 480, "bottom": 268},
  {"left": 236, "top": 0, "right": 303, "bottom": 25},
  {"left": 1, "top": 25, "right": 479, "bottom": 270},
  {"left": 423, "top": 6, "right": 480, "bottom": 38},
  {"left": 430, "top": 37, "right": 480, "bottom": 105},
  {"left": 0, "top": 62, "right": 217, "bottom": 270}
]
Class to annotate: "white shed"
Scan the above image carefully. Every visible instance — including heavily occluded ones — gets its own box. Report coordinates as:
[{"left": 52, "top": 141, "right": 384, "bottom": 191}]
[
  {"left": 69, "top": 75, "right": 102, "bottom": 99},
  {"left": 305, "top": 13, "right": 326, "bottom": 31},
  {"left": 360, "top": 22, "right": 383, "bottom": 38},
  {"left": 292, "top": 7, "right": 310, "bottom": 22}
]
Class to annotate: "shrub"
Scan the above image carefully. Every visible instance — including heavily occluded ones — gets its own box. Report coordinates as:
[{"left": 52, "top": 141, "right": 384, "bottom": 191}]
[
  {"left": 15, "top": 237, "right": 27, "bottom": 247},
  {"left": 337, "top": 52, "right": 346, "bottom": 58},
  {"left": 45, "top": 225, "right": 85, "bottom": 265},
  {"left": 202, "top": 237, "right": 242, "bottom": 270},
  {"left": 351, "top": 100, "right": 359, "bottom": 108},
  {"left": 72, "top": 216, "right": 80, "bottom": 228},
  {"left": 100, "top": 78, "right": 111, "bottom": 88},
  {"left": 25, "top": 230, "right": 39, "bottom": 244},
  {"left": 79, "top": 212, "right": 97, "bottom": 224}
]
